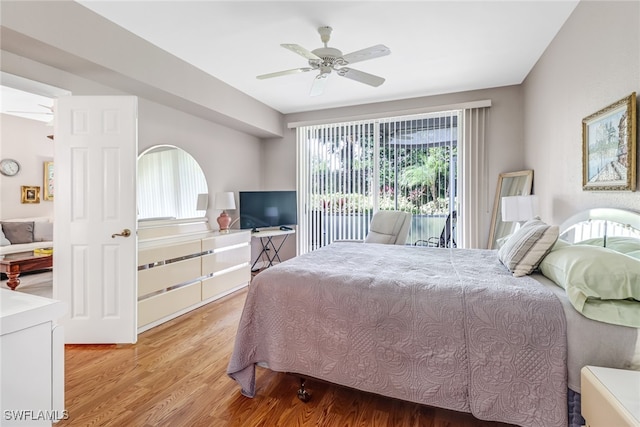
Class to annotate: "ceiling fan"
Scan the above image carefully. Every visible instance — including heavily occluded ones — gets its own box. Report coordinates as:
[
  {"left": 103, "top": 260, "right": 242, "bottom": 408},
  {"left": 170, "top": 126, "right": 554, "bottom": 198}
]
[
  {"left": 6, "top": 103, "right": 54, "bottom": 122},
  {"left": 257, "top": 26, "right": 390, "bottom": 96}
]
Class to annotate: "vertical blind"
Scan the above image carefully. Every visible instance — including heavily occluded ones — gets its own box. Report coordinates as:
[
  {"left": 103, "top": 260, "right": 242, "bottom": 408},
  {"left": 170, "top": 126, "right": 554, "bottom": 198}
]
[
  {"left": 137, "top": 147, "right": 208, "bottom": 220},
  {"left": 458, "top": 107, "right": 489, "bottom": 249},
  {"left": 296, "top": 110, "right": 464, "bottom": 255}
]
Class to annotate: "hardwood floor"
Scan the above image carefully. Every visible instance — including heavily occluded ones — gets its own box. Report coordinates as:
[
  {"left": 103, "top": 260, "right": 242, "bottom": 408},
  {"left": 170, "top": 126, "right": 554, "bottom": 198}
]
[{"left": 58, "top": 287, "right": 515, "bottom": 427}]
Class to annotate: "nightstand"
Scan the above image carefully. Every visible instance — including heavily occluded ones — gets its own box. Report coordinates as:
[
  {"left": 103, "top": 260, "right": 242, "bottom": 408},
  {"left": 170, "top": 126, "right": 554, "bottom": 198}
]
[{"left": 581, "top": 366, "right": 640, "bottom": 427}]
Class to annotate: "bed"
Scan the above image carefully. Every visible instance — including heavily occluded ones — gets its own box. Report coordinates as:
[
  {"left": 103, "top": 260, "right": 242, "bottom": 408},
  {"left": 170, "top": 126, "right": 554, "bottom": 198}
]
[{"left": 227, "top": 208, "right": 640, "bottom": 427}]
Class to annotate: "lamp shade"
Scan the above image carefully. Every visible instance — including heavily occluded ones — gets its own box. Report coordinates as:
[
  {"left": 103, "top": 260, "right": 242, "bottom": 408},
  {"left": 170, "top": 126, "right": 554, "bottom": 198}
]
[
  {"left": 214, "top": 192, "right": 236, "bottom": 210},
  {"left": 196, "top": 193, "right": 208, "bottom": 211},
  {"left": 501, "top": 195, "right": 538, "bottom": 222}
]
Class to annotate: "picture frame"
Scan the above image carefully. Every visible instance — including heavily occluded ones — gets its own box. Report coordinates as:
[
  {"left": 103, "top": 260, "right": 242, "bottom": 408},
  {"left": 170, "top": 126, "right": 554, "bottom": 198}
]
[
  {"left": 582, "top": 92, "right": 637, "bottom": 191},
  {"left": 43, "top": 161, "right": 54, "bottom": 201},
  {"left": 21, "top": 185, "right": 41, "bottom": 204}
]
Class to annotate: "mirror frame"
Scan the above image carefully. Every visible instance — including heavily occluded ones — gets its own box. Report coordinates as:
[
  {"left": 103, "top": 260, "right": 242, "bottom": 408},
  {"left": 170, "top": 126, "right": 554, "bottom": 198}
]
[{"left": 487, "top": 170, "right": 534, "bottom": 249}]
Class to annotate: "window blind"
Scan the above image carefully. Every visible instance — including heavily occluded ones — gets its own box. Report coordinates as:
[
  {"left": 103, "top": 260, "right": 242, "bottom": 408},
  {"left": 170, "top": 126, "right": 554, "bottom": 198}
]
[{"left": 297, "top": 109, "right": 464, "bottom": 255}]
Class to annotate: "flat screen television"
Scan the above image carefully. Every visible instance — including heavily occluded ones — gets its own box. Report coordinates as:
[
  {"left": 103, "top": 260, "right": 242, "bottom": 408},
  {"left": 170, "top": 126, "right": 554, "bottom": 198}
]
[{"left": 239, "top": 191, "right": 297, "bottom": 231}]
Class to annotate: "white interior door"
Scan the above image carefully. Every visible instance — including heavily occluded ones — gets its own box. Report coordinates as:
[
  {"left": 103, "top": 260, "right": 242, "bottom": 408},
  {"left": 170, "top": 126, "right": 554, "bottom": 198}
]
[{"left": 53, "top": 96, "right": 138, "bottom": 344}]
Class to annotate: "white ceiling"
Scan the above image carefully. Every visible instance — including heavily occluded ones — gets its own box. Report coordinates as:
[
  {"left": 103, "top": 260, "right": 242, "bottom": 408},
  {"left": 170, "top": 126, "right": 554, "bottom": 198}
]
[
  {"left": 74, "top": 0, "right": 579, "bottom": 114},
  {"left": 0, "top": 85, "right": 53, "bottom": 122}
]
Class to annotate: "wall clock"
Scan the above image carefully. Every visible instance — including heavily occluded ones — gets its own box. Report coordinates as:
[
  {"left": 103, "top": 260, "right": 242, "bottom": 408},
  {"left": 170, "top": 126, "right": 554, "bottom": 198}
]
[{"left": 0, "top": 158, "right": 21, "bottom": 176}]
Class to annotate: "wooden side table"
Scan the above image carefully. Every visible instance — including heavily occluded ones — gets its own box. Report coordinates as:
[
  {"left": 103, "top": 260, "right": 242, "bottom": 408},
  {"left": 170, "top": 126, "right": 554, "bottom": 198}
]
[
  {"left": 0, "top": 251, "right": 53, "bottom": 290},
  {"left": 581, "top": 366, "right": 640, "bottom": 427}
]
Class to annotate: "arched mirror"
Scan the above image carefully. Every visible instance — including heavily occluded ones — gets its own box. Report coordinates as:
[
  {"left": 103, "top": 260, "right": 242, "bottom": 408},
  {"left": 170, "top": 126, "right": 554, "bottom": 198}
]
[
  {"left": 137, "top": 145, "right": 208, "bottom": 220},
  {"left": 487, "top": 170, "right": 534, "bottom": 249}
]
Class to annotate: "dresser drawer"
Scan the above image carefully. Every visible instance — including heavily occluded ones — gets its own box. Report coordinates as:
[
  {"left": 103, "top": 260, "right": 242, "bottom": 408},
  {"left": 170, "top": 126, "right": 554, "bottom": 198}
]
[
  {"left": 202, "top": 231, "right": 250, "bottom": 251},
  {"left": 202, "top": 245, "right": 250, "bottom": 275},
  {"left": 138, "top": 281, "right": 201, "bottom": 328},
  {"left": 138, "top": 240, "right": 201, "bottom": 266},
  {"left": 138, "top": 257, "right": 201, "bottom": 297},
  {"left": 202, "top": 267, "right": 250, "bottom": 300}
]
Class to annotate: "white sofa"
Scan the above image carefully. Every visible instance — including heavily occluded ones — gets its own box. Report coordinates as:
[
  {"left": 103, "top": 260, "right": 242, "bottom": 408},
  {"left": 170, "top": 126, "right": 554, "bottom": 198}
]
[{"left": 0, "top": 217, "right": 53, "bottom": 256}]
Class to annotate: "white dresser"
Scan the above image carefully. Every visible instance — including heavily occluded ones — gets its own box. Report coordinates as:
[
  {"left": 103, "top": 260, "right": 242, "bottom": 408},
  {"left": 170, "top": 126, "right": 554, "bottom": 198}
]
[
  {"left": 581, "top": 365, "right": 640, "bottom": 427},
  {"left": 1, "top": 290, "right": 66, "bottom": 426},
  {"left": 137, "top": 218, "right": 251, "bottom": 332}
]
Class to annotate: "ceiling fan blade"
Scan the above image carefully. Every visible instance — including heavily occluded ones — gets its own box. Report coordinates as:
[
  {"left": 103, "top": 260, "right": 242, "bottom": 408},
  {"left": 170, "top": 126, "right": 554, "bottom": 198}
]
[
  {"left": 281, "top": 44, "right": 321, "bottom": 61},
  {"left": 309, "top": 73, "right": 329, "bottom": 97},
  {"left": 257, "top": 67, "right": 314, "bottom": 80},
  {"left": 7, "top": 110, "right": 53, "bottom": 115},
  {"left": 338, "top": 68, "right": 385, "bottom": 87},
  {"left": 341, "top": 44, "right": 390, "bottom": 65}
]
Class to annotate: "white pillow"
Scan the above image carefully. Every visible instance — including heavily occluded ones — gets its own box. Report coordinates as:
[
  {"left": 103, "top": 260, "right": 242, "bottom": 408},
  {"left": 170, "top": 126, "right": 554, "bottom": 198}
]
[
  {"left": 0, "top": 229, "right": 10, "bottom": 247},
  {"left": 498, "top": 218, "right": 559, "bottom": 277}
]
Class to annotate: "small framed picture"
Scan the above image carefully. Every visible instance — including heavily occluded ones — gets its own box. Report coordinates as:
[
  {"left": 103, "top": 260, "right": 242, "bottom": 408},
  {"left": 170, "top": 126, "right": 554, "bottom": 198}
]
[
  {"left": 582, "top": 92, "right": 637, "bottom": 191},
  {"left": 21, "top": 185, "right": 41, "bottom": 204},
  {"left": 43, "top": 161, "right": 54, "bottom": 201}
]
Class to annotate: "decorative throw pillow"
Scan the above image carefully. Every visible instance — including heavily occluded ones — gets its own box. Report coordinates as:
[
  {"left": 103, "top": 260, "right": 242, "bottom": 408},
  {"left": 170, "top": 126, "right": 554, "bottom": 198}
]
[
  {"left": 33, "top": 221, "right": 54, "bottom": 242},
  {"left": 1, "top": 221, "right": 34, "bottom": 244},
  {"left": 498, "top": 218, "right": 559, "bottom": 277},
  {"left": 0, "top": 229, "right": 10, "bottom": 246}
]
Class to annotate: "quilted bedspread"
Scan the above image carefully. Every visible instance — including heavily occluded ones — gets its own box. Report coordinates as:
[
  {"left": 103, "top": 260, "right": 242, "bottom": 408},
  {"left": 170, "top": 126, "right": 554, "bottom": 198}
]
[{"left": 227, "top": 243, "right": 567, "bottom": 427}]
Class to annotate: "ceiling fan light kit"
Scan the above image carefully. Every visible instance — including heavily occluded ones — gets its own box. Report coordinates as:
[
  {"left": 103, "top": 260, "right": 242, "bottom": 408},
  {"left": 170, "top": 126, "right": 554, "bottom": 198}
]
[{"left": 257, "top": 26, "right": 390, "bottom": 96}]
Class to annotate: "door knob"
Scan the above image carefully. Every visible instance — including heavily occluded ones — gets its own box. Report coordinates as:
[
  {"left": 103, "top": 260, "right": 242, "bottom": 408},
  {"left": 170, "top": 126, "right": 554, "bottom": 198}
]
[{"left": 111, "top": 229, "right": 131, "bottom": 238}]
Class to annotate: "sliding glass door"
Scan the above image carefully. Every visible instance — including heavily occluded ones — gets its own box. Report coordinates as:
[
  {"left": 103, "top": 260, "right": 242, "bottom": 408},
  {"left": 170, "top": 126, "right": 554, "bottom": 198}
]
[{"left": 297, "top": 110, "right": 460, "bottom": 254}]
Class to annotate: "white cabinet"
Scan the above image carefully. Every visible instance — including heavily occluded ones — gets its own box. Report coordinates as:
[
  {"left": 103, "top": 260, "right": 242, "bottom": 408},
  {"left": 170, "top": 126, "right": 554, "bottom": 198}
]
[
  {"left": 581, "top": 366, "right": 640, "bottom": 427},
  {"left": 1, "top": 290, "right": 66, "bottom": 426},
  {"left": 137, "top": 219, "right": 250, "bottom": 332}
]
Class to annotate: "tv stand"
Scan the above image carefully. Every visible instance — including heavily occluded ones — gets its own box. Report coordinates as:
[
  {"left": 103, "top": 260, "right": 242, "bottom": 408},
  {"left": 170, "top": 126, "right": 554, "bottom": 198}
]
[{"left": 251, "top": 228, "right": 295, "bottom": 272}]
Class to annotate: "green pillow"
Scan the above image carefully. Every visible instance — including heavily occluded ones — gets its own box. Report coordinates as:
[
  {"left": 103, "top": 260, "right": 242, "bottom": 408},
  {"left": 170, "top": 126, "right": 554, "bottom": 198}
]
[
  {"left": 550, "top": 238, "right": 571, "bottom": 251},
  {"left": 539, "top": 245, "right": 640, "bottom": 307},
  {"left": 577, "top": 236, "right": 640, "bottom": 254},
  {"left": 540, "top": 245, "right": 640, "bottom": 327},
  {"left": 627, "top": 250, "right": 640, "bottom": 260}
]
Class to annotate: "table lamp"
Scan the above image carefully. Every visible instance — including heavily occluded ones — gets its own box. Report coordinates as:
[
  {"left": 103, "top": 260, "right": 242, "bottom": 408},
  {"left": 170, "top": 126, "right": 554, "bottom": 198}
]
[
  {"left": 215, "top": 192, "right": 236, "bottom": 231},
  {"left": 501, "top": 195, "right": 538, "bottom": 224}
]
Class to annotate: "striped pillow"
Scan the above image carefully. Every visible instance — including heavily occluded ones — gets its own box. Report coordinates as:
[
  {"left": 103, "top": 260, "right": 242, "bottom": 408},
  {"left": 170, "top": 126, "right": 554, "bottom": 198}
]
[{"left": 498, "top": 219, "right": 559, "bottom": 277}]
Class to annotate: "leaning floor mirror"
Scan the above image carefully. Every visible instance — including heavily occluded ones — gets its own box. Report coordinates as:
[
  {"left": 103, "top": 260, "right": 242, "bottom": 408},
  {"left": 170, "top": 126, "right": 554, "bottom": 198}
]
[{"left": 487, "top": 170, "right": 534, "bottom": 249}]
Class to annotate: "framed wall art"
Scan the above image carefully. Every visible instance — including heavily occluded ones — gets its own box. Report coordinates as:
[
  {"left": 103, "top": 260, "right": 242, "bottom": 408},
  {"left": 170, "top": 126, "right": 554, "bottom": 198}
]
[
  {"left": 43, "top": 161, "right": 54, "bottom": 201},
  {"left": 21, "top": 185, "right": 41, "bottom": 204},
  {"left": 582, "top": 92, "right": 637, "bottom": 191}
]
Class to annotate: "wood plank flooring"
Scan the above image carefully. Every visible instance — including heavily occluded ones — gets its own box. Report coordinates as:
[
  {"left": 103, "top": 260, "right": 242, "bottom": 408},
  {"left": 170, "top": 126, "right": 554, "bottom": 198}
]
[{"left": 58, "top": 287, "right": 515, "bottom": 427}]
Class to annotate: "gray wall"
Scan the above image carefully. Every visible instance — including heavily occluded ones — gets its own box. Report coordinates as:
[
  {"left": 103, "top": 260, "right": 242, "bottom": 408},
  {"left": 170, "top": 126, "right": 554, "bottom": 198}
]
[
  {"left": 523, "top": 1, "right": 640, "bottom": 225},
  {"left": 263, "top": 85, "right": 526, "bottom": 249}
]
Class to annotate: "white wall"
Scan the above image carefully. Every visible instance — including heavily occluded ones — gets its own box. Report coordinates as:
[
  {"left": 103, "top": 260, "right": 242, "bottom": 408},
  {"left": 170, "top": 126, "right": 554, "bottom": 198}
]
[
  {"left": 523, "top": 0, "right": 640, "bottom": 225},
  {"left": 0, "top": 114, "right": 54, "bottom": 219}
]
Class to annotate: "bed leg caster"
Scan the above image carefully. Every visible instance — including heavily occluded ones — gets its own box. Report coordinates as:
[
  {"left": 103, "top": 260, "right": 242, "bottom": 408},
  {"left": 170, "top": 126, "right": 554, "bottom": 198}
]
[{"left": 297, "top": 377, "right": 311, "bottom": 402}]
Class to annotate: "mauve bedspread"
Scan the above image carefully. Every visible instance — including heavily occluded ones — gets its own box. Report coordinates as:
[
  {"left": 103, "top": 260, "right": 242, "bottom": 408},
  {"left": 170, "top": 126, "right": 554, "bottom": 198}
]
[{"left": 227, "top": 243, "right": 567, "bottom": 427}]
